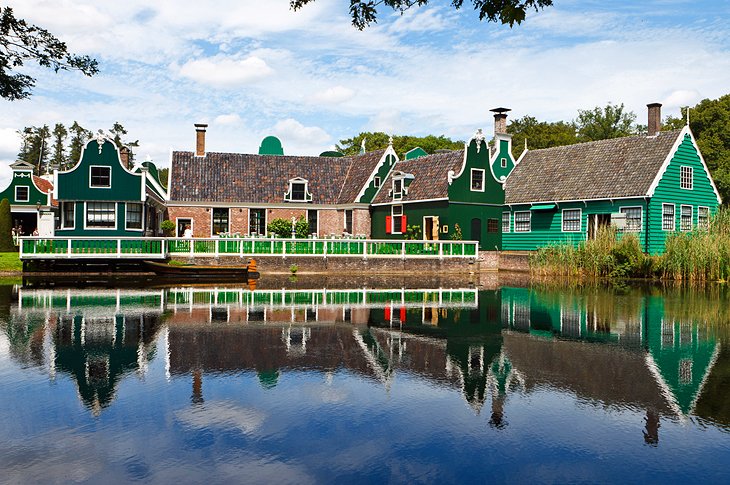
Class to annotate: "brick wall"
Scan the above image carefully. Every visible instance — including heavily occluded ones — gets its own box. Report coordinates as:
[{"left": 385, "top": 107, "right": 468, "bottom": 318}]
[
  {"left": 167, "top": 206, "right": 211, "bottom": 237},
  {"left": 353, "top": 209, "right": 370, "bottom": 237},
  {"left": 319, "top": 210, "right": 343, "bottom": 236}
]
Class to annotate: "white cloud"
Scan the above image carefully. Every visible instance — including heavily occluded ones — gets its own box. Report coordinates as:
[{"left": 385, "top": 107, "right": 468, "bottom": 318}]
[
  {"left": 0, "top": 128, "right": 21, "bottom": 160},
  {"left": 175, "top": 401, "right": 266, "bottom": 435},
  {"left": 663, "top": 90, "right": 702, "bottom": 109},
  {"left": 273, "top": 119, "right": 331, "bottom": 146},
  {"left": 214, "top": 113, "right": 242, "bottom": 125},
  {"left": 312, "top": 86, "right": 355, "bottom": 104},
  {"left": 178, "top": 55, "right": 274, "bottom": 87}
]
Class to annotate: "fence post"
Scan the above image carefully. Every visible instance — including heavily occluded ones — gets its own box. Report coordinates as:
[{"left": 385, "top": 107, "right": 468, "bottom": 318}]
[
  {"left": 215, "top": 238, "right": 219, "bottom": 258},
  {"left": 117, "top": 239, "right": 122, "bottom": 258},
  {"left": 162, "top": 239, "right": 167, "bottom": 259},
  {"left": 401, "top": 241, "right": 406, "bottom": 260},
  {"left": 323, "top": 239, "right": 328, "bottom": 259},
  {"left": 67, "top": 239, "right": 71, "bottom": 257},
  {"left": 190, "top": 238, "right": 194, "bottom": 257}
]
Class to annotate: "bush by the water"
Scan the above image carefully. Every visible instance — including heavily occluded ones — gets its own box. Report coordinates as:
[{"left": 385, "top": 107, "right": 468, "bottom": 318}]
[{"left": 0, "top": 199, "right": 14, "bottom": 252}]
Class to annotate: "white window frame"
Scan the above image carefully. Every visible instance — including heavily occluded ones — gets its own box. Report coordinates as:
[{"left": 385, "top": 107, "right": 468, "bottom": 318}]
[
  {"left": 392, "top": 178, "right": 403, "bottom": 200},
  {"left": 125, "top": 202, "right": 144, "bottom": 231},
  {"left": 89, "top": 165, "right": 112, "bottom": 189},
  {"left": 344, "top": 209, "right": 353, "bottom": 234},
  {"left": 285, "top": 178, "right": 310, "bottom": 202},
  {"left": 698, "top": 206, "right": 710, "bottom": 230},
  {"left": 249, "top": 208, "right": 266, "bottom": 236},
  {"left": 175, "top": 217, "right": 193, "bottom": 237},
  {"left": 211, "top": 207, "right": 230, "bottom": 236},
  {"left": 619, "top": 206, "right": 642, "bottom": 233},
  {"left": 561, "top": 208, "right": 582, "bottom": 232},
  {"left": 392, "top": 205, "right": 403, "bottom": 235},
  {"left": 84, "top": 201, "right": 117, "bottom": 230},
  {"left": 514, "top": 211, "right": 531, "bottom": 233},
  {"left": 680, "top": 166, "right": 693, "bottom": 190},
  {"left": 470, "top": 168, "right": 485, "bottom": 192},
  {"left": 680, "top": 204, "right": 693, "bottom": 232},
  {"left": 307, "top": 209, "right": 319, "bottom": 236},
  {"left": 502, "top": 211, "right": 510, "bottom": 233},
  {"left": 500, "top": 157, "right": 507, "bottom": 168},
  {"left": 15, "top": 185, "right": 29, "bottom": 202},
  {"left": 662, "top": 203, "right": 675, "bottom": 231},
  {"left": 61, "top": 202, "right": 75, "bottom": 230},
  {"left": 374, "top": 176, "right": 381, "bottom": 188}
]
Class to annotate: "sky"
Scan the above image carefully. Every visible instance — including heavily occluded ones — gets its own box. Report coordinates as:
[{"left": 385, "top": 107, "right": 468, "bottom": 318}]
[{"left": 1, "top": 0, "right": 729, "bottom": 187}]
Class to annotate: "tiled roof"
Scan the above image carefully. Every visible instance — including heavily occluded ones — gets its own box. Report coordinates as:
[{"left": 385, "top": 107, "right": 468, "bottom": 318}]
[
  {"left": 372, "top": 150, "right": 463, "bottom": 204},
  {"left": 504, "top": 130, "right": 682, "bottom": 204},
  {"left": 33, "top": 176, "right": 58, "bottom": 207},
  {"left": 170, "top": 151, "right": 384, "bottom": 205}
]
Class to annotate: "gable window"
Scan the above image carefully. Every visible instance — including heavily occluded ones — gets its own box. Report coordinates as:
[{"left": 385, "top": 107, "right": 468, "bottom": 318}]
[
  {"left": 374, "top": 176, "right": 381, "bottom": 188},
  {"left": 562, "top": 209, "right": 581, "bottom": 232},
  {"left": 471, "top": 168, "right": 485, "bottom": 192},
  {"left": 502, "top": 211, "right": 510, "bottom": 233},
  {"left": 393, "top": 178, "right": 403, "bottom": 200},
  {"left": 126, "top": 203, "right": 143, "bottom": 230},
  {"left": 62, "top": 202, "right": 75, "bottom": 229},
  {"left": 212, "top": 208, "right": 229, "bottom": 235},
  {"left": 514, "top": 211, "right": 531, "bottom": 232},
  {"left": 619, "top": 207, "right": 642, "bottom": 232},
  {"left": 680, "top": 166, "right": 693, "bottom": 190},
  {"left": 680, "top": 205, "right": 692, "bottom": 232},
  {"left": 698, "top": 206, "right": 709, "bottom": 230},
  {"left": 249, "top": 208, "right": 266, "bottom": 235},
  {"left": 286, "top": 178, "right": 310, "bottom": 202},
  {"left": 500, "top": 158, "right": 507, "bottom": 168},
  {"left": 391, "top": 205, "right": 404, "bottom": 234},
  {"left": 86, "top": 202, "right": 116, "bottom": 228},
  {"left": 662, "top": 204, "right": 675, "bottom": 231},
  {"left": 90, "top": 166, "right": 111, "bottom": 188},
  {"left": 15, "top": 186, "right": 29, "bottom": 202}
]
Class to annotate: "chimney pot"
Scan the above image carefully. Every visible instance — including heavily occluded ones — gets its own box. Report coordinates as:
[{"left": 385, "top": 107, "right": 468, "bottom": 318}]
[
  {"left": 194, "top": 123, "right": 208, "bottom": 156},
  {"left": 647, "top": 103, "right": 662, "bottom": 136},
  {"left": 490, "top": 107, "right": 511, "bottom": 136}
]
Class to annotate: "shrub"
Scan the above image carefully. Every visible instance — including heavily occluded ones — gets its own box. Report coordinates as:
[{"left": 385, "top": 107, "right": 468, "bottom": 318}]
[
  {"left": 267, "top": 218, "right": 292, "bottom": 238},
  {"left": 161, "top": 219, "right": 175, "bottom": 236},
  {"left": 450, "top": 223, "right": 463, "bottom": 241},
  {"left": 0, "top": 199, "right": 14, "bottom": 252}
]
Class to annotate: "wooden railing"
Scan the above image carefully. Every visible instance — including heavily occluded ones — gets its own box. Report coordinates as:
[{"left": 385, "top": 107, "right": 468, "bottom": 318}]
[{"left": 19, "top": 236, "right": 479, "bottom": 260}]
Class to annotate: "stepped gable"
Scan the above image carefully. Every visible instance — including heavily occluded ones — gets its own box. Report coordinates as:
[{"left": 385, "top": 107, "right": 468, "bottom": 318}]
[
  {"left": 504, "top": 130, "right": 682, "bottom": 204},
  {"left": 337, "top": 149, "right": 386, "bottom": 204},
  {"left": 372, "top": 150, "right": 463, "bottom": 203}
]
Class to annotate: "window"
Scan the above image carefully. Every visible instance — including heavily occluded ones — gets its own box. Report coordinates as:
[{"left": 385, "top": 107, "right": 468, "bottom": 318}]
[
  {"left": 662, "top": 204, "right": 675, "bottom": 231},
  {"left": 126, "top": 203, "right": 143, "bottom": 230},
  {"left": 393, "top": 178, "right": 403, "bottom": 200},
  {"left": 90, "top": 166, "right": 111, "bottom": 188},
  {"left": 392, "top": 205, "right": 403, "bottom": 234},
  {"left": 514, "top": 211, "right": 531, "bottom": 232},
  {"left": 619, "top": 207, "right": 642, "bottom": 232},
  {"left": 62, "top": 202, "right": 75, "bottom": 229},
  {"left": 307, "top": 209, "right": 318, "bottom": 235},
  {"left": 344, "top": 209, "right": 353, "bottom": 234},
  {"left": 374, "top": 176, "right": 381, "bottom": 188},
  {"left": 212, "top": 208, "right": 229, "bottom": 235},
  {"left": 15, "top": 186, "right": 29, "bottom": 202},
  {"left": 500, "top": 158, "right": 507, "bottom": 168},
  {"left": 698, "top": 206, "right": 709, "bottom": 230},
  {"left": 681, "top": 205, "right": 692, "bottom": 232},
  {"left": 291, "top": 182, "right": 306, "bottom": 201},
  {"left": 502, "top": 211, "right": 510, "bottom": 233},
  {"left": 249, "top": 208, "right": 266, "bottom": 235},
  {"left": 471, "top": 168, "right": 485, "bottom": 192},
  {"left": 487, "top": 219, "right": 499, "bottom": 233},
  {"left": 562, "top": 209, "right": 581, "bottom": 232},
  {"left": 86, "top": 202, "right": 116, "bottom": 228},
  {"left": 680, "top": 166, "right": 693, "bottom": 190}
]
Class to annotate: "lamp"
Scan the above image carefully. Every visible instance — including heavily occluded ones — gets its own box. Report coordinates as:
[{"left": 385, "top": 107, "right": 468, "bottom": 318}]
[{"left": 36, "top": 201, "right": 41, "bottom": 211}]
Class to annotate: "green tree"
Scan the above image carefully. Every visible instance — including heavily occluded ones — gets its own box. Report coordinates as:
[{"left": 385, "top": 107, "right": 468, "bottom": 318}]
[
  {"left": 267, "top": 218, "right": 293, "bottom": 238},
  {"left": 109, "top": 122, "right": 139, "bottom": 164},
  {"left": 68, "top": 121, "right": 91, "bottom": 167},
  {"left": 507, "top": 115, "right": 578, "bottom": 158},
  {"left": 575, "top": 102, "right": 638, "bottom": 142},
  {"left": 17, "top": 125, "right": 50, "bottom": 174},
  {"left": 51, "top": 122, "right": 67, "bottom": 170},
  {"left": 290, "top": 0, "right": 553, "bottom": 29},
  {"left": 158, "top": 167, "right": 169, "bottom": 189},
  {"left": 0, "top": 7, "right": 98, "bottom": 100},
  {"left": 294, "top": 216, "right": 310, "bottom": 238},
  {"left": 337, "top": 132, "right": 463, "bottom": 157},
  {"left": 0, "top": 199, "right": 14, "bottom": 252}
]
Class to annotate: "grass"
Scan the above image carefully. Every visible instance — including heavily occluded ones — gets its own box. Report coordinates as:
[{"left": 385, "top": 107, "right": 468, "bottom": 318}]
[{"left": 0, "top": 252, "right": 22, "bottom": 272}]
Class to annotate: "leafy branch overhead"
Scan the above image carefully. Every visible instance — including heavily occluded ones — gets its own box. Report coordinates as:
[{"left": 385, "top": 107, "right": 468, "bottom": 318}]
[
  {"left": 0, "top": 7, "right": 98, "bottom": 100},
  {"left": 290, "top": 0, "right": 554, "bottom": 29}
]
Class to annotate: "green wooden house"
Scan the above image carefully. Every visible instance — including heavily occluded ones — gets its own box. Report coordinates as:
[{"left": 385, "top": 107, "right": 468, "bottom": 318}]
[
  {"left": 503, "top": 117, "right": 721, "bottom": 254},
  {"left": 370, "top": 124, "right": 515, "bottom": 250},
  {"left": 0, "top": 161, "right": 55, "bottom": 236},
  {"left": 54, "top": 132, "right": 168, "bottom": 237}
]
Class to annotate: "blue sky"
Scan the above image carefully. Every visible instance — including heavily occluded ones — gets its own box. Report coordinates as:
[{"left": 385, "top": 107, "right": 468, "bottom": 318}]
[{"left": 1, "top": 0, "right": 729, "bottom": 186}]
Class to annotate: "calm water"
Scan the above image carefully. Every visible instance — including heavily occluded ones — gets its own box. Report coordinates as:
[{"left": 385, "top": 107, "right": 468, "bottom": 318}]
[{"left": 2, "top": 279, "right": 730, "bottom": 484}]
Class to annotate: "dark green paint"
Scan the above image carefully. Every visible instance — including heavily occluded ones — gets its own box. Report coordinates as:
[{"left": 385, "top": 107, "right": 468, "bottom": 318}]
[{"left": 259, "top": 136, "right": 284, "bottom": 156}]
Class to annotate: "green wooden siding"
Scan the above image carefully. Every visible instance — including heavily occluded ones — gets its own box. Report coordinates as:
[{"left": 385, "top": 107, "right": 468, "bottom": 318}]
[
  {"left": 0, "top": 170, "right": 48, "bottom": 206},
  {"left": 57, "top": 201, "right": 144, "bottom": 236},
  {"left": 502, "top": 199, "right": 648, "bottom": 251},
  {"left": 448, "top": 137, "right": 504, "bottom": 205},
  {"left": 646, "top": 133, "right": 720, "bottom": 255},
  {"left": 358, "top": 154, "right": 397, "bottom": 204},
  {"left": 491, "top": 137, "right": 515, "bottom": 182}
]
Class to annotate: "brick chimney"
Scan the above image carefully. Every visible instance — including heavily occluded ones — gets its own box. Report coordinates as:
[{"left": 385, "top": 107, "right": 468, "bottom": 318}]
[
  {"left": 119, "top": 146, "right": 130, "bottom": 168},
  {"left": 490, "top": 107, "right": 511, "bottom": 136},
  {"left": 647, "top": 103, "right": 662, "bottom": 136},
  {"left": 195, "top": 123, "right": 208, "bottom": 157}
]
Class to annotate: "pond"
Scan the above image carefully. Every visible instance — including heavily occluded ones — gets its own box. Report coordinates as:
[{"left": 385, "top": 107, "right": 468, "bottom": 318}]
[{"left": 1, "top": 277, "right": 730, "bottom": 483}]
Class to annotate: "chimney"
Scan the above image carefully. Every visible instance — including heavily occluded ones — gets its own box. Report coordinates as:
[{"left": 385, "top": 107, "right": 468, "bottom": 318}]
[
  {"left": 490, "top": 107, "right": 511, "bottom": 136},
  {"left": 119, "top": 146, "right": 129, "bottom": 168},
  {"left": 647, "top": 103, "right": 662, "bottom": 136},
  {"left": 195, "top": 123, "right": 208, "bottom": 156}
]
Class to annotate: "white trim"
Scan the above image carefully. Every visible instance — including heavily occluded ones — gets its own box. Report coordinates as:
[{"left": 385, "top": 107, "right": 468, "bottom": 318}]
[
  {"left": 374, "top": 176, "right": 381, "bottom": 188},
  {"left": 211, "top": 207, "right": 230, "bottom": 236},
  {"left": 646, "top": 126, "right": 722, "bottom": 203},
  {"left": 561, "top": 208, "right": 582, "bottom": 232},
  {"left": 488, "top": 133, "right": 513, "bottom": 185},
  {"left": 662, "top": 203, "right": 675, "bottom": 231},
  {"left": 89, "top": 165, "right": 112, "bottom": 189},
  {"left": 14, "top": 185, "right": 29, "bottom": 202},
  {"left": 83, "top": 201, "right": 118, "bottom": 230},
  {"left": 449, "top": 142, "right": 470, "bottom": 182},
  {"left": 343, "top": 208, "right": 353, "bottom": 234},
  {"left": 392, "top": 176, "right": 403, "bottom": 201},
  {"left": 285, "top": 177, "right": 312, "bottom": 202},
  {"left": 680, "top": 165, "right": 694, "bottom": 190},
  {"left": 307, "top": 209, "right": 319, "bottom": 236},
  {"left": 470, "top": 168, "right": 486, "bottom": 192},
  {"left": 514, "top": 210, "right": 531, "bottom": 233},
  {"left": 249, "top": 207, "right": 267, "bottom": 236},
  {"left": 698, "top": 205, "right": 710, "bottom": 230},
  {"left": 618, "top": 206, "right": 642, "bottom": 233},
  {"left": 175, "top": 217, "right": 193, "bottom": 237},
  {"left": 506, "top": 195, "right": 645, "bottom": 206},
  {"left": 500, "top": 157, "right": 507, "bottom": 168},
  {"left": 61, "top": 201, "right": 75, "bottom": 230},
  {"left": 502, "top": 211, "right": 511, "bottom": 233},
  {"left": 371, "top": 197, "right": 450, "bottom": 207},
  {"left": 680, "top": 204, "right": 693, "bottom": 232},
  {"left": 391, "top": 205, "right": 403, "bottom": 234},
  {"left": 353, "top": 146, "right": 397, "bottom": 203},
  {"left": 125, "top": 202, "right": 144, "bottom": 231}
]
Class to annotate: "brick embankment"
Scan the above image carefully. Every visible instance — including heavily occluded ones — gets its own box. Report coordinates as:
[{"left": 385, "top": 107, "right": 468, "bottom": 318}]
[{"left": 478, "top": 251, "right": 531, "bottom": 273}]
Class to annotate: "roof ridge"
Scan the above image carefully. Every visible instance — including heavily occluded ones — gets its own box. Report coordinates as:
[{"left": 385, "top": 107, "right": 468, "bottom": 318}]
[{"left": 526, "top": 129, "right": 684, "bottom": 153}]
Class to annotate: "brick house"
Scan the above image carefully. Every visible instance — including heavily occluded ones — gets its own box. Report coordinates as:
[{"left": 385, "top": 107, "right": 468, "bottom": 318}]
[{"left": 167, "top": 124, "right": 397, "bottom": 238}]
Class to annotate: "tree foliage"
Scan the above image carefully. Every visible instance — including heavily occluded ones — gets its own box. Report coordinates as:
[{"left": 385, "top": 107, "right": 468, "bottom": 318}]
[
  {"left": 51, "top": 123, "right": 67, "bottom": 170},
  {"left": 575, "top": 102, "right": 638, "bottom": 142},
  {"left": 337, "top": 132, "right": 463, "bottom": 157},
  {"left": 0, "top": 199, "right": 14, "bottom": 252},
  {"left": 507, "top": 115, "right": 578, "bottom": 158},
  {"left": 68, "top": 121, "right": 91, "bottom": 167},
  {"left": 17, "top": 125, "right": 50, "bottom": 175},
  {"left": 0, "top": 7, "right": 98, "bottom": 100},
  {"left": 290, "top": 0, "right": 553, "bottom": 29}
]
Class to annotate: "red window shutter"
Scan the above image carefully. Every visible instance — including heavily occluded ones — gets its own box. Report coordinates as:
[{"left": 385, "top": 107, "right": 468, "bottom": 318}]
[
  {"left": 400, "top": 307, "right": 406, "bottom": 323},
  {"left": 385, "top": 216, "right": 392, "bottom": 234},
  {"left": 401, "top": 215, "right": 407, "bottom": 229},
  {"left": 385, "top": 307, "right": 391, "bottom": 320}
]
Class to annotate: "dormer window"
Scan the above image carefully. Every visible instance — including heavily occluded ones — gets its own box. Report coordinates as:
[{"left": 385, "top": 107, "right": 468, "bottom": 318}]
[
  {"left": 393, "top": 178, "right": 403, "bottom": 200},
  {"left": 90, "top": 166, "right": 111, "bottom": 188},
  {"left": 471, "top": 168, "right": 485, "bottom": 192},
  {"left": 285, "top": 177, "right": 312, "bottom": 202}
]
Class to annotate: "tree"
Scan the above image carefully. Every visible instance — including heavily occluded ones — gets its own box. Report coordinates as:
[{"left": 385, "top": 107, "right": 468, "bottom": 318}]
[
  {"left": 109, "top": 121, "right": 139, "bottom": 163},
  {"left": 158, "top": 167, "right": 169, "bottom": 189},
  {"left": 290, "top": 0, "right": 553, "bottom": 29},
  {"left": 51, "top": 122, "right": 67, "bottom": 170},
  {"left": 575, "top": 102, "right": 638, "bottom": 142},
  {"left": 507, "top": 115, "right": 578, "bottom": 158},
  {"left": 16, "top": 125, "right": 50, "bottom": 174},
  {"left": 337, "top": 132, "right": 463, "bottom": 157},
  {"left": 0, "top": 7, "right": 98, "bottom": 100},
  {"left": 68, "top": 121, "right": 91, "bottom": 167},
  {"left": 0, "top": 199, "right": 14, "bottom": 252}
]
